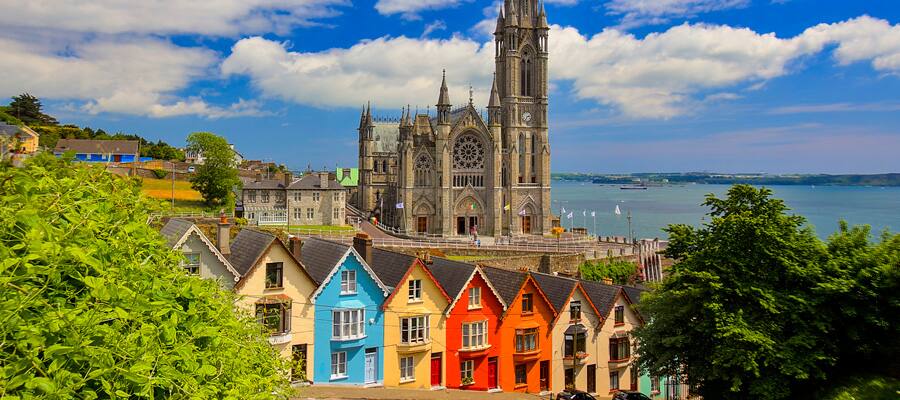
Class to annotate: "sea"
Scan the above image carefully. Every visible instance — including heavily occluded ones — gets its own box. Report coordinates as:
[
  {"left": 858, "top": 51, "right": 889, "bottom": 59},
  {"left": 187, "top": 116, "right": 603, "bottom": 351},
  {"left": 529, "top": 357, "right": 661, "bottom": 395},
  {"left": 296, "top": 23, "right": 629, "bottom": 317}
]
[{"left": 551, "top": 180, "right": 900, "bottom": 240}]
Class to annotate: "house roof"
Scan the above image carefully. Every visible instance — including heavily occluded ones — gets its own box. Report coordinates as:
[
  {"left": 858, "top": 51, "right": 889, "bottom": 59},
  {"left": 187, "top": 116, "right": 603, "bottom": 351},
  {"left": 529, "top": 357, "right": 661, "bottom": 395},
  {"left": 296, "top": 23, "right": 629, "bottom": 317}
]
[
  {"left": 159, "top": 218, "right": 241, "bottom": 282},
  {"left": 227, "top": 229, "right": 277, "bottom": 277},
  {"left": 288, "top": 173, "right": 345, "bottom": 190},
  {"left": 299, "top": 238, "right": 353, "bottom": 284},
  {"left": 480, "top": 266, "right": 527, "bottom": 306},
  {"left": 369, "top": 248, "right": 417, "bottom": 289},
  {"left": 0, "top": 123, "right": 38, "bottom": 139},
  {"left": 428, "top": 257, "right": 476, "bottom": 301},
  {"left": 621, "top": 285, "right": 647, "bottom": 305},
  {"left": 531, "top": 272, "right": 579, "bottom": 314},
  {"left": 580, "top": 280, "right": 621, "bottom": 319},
  {"left": 160, "top": 218, "right": 194, "bottom": 248},
  {"left": 371, "top": 121, "right": 399, "bottom": 153},
  {"left": 54, "top": 139, "right": 139, "bottom": 155},
  {"left": 336, "top": 168, "right": 359, "bottom": 187}
]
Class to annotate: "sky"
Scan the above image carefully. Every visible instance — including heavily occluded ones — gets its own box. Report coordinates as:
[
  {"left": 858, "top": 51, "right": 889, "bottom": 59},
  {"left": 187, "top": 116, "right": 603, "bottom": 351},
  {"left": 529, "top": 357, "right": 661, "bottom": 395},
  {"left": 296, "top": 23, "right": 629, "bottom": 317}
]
[{"left": 1, "top": 0, "right": 899, "bottom": 174}]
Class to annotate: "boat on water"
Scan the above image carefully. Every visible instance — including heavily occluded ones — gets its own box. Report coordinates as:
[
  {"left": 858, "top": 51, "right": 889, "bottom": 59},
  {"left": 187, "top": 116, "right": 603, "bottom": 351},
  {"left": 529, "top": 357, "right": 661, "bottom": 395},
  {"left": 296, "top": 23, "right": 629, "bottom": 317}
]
[{"left": 620, "top": 184, "right": 649, "bottom": 190}]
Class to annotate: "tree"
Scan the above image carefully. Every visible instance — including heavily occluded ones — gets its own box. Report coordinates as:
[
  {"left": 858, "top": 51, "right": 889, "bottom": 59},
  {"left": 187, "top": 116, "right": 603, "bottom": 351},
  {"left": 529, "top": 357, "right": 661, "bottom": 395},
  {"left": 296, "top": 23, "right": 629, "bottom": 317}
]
[
  {"left": 634, "top": 185, "right": 832, "bottom": 399},
  {"left": 0, "top": 154, "right": 289, "bottom": 398},
  {"left": 186, "top": 132, "right": 239, "bottom": 206},
  {"left": 579, "top": 259, "right": 638, "bottom": 285},
  {"left": 8, "top": 93, "right": 58, "bottom": 126}
]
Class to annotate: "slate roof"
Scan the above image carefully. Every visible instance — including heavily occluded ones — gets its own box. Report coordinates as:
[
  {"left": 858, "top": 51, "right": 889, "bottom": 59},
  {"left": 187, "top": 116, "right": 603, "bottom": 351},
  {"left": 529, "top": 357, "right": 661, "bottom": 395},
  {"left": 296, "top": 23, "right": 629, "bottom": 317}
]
[
  {"left": 300, "top": 238, "right": 351, "bottom": 284},
  {"left": 480, "top": 266, "right": 527, "bottom": 306},
  {"left": 531, "top": 272, "right": 579, "bottom": 314},
  {"left": 371, "top": 121, "right": 399, "bottom": 153},
  {"left": 243, "top": 179, "right": 288, "bottom": 190},
  {"left": 369, "top": 248, "right": 416, "bottom": 289},
  {"left": 54, "top": 139, "right": 139, "bottom": 155},
  {"left": 580, "top": 280, "right": 621, "bottom": 319},
  {"left": 622, "top": 285, "right": 647, "bottom": 305},
  {"left": 228, "top": 229, "right": 277, "bottom": 276},
  {"left": 288, "top": 173, "right": 345, "bottom": 190},
  {"left": 0, "top": 123, "right": 22, "bottom": 136},
  {"left": 428, "top": 257, "right": 477, "bottom": 301},
  {"left": 159, "top": 218, "right": 194, "bottom": 248}
]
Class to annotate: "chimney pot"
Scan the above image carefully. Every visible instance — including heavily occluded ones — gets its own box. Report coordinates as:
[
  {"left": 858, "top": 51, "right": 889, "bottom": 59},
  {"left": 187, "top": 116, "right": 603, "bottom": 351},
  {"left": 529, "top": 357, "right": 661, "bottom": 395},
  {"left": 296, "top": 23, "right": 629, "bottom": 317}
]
[
  {"left": 602, "top": 277, "right": 613, "bottom": 285},
  {"left": 284, "top": 171, "right": 293, "bottom": 188},
  {"left": 289, "top": 236, "right": 303, "bottom": 261},
  {"left": 353, "top": 232, "right": 373, "bottom": 266},
  {"left": 319, "top": 172, "right": 328, "bottom": 189},
  {"left": 218, "top": 219, "right": 232, "bottom": 255}
]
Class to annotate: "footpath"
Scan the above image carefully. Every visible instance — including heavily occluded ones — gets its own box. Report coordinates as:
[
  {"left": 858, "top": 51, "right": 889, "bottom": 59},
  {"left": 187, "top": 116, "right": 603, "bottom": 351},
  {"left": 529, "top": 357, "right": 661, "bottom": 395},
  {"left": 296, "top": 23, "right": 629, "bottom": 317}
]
[{"left": 293, "top": 385, "right": 552, "bottom": 400}]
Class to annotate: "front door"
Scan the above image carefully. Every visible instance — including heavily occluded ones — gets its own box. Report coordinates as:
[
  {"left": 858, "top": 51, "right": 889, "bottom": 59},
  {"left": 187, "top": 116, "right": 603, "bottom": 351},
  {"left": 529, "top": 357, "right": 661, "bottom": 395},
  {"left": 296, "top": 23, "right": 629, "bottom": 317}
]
[
  {"left": 565, "top": 368, "right": 575, "bottom": 390},
  {"left": 291, "top": 344, "right": 307, "bottom": 382},
  {"left": 487, "top": 357, "right": 498, "bottom": 389},
  {"left": 539, "top": 360, "right": 550, "bottom": 392},
  {"left": 468, "top": 216, "right": 478, "bottom": 234},
  {"left": 431, "top": 353, "right": 442, "bottom": 387},
  {"left": 457, "top": 217, "right": 466, "bottom": 235},
  {"left": 417, "top": 217, "right": 428, "bottom": 233},
  {"left": 365, "top": 348, "right": 377, "bottom": 384},
  {"left": 521, "top": 216, "right": 532, "bottom": 234},
  {"left": 587, "top": 364, "right": 596, "bottom": 393}
]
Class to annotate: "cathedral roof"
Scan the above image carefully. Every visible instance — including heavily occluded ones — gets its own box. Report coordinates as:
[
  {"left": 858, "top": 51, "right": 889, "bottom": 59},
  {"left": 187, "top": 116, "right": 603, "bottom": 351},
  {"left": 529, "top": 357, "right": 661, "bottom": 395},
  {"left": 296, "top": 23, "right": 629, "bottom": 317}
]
[{"left": 371, "top": 120, "right": 400, "bottom": 153}]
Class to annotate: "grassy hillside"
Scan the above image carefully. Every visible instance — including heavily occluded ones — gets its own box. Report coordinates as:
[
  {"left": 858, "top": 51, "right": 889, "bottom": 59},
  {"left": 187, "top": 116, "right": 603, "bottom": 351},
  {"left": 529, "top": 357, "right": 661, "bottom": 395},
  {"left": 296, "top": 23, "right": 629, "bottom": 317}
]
[
  {"left": 0, "top": 106, "right": 23, "bottom": 126},
  {"left": 140, "top": 177, "right": 202, "bottom": 201}
]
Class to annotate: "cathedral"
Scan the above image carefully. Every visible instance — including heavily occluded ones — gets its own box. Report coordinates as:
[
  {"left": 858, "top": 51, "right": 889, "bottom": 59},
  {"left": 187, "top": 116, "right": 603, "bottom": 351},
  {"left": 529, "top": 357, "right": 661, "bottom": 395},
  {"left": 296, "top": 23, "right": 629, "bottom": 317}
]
[{"left": 357, "top": 0, "right": 552, "bottom": 237}]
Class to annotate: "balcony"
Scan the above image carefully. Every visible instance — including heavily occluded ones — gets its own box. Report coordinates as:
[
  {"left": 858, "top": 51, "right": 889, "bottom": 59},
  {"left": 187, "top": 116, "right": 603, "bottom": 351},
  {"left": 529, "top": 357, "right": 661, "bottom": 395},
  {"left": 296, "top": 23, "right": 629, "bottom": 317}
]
[
  {"left": 397, "top": 340, "right": 431, "bottom": 354},
  {"left": 563, "top": 352, "right": 590, "bottom": 366},
  {"left": 268, "top": 332, "right": 293, "bottom": 345},
  {"left": 608, "top": 356, "right": 631, "bottom": 369},
  {"left": 458, "top": 344, "right": 492, "bottom": 356},
  {"left": 513, "top": 348, "right": 541, "bottom": 362}
]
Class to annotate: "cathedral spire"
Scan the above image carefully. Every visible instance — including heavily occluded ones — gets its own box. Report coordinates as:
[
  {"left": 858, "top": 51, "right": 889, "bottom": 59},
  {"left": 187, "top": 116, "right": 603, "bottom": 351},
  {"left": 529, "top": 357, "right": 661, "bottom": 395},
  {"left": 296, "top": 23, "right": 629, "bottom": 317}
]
[
  {"left": 495, "top": 6, "right": 505, "bottom": 34},
  {"left": 437, "top": 69, "right": 451, "bottom": 106},
  {"left": 365, "top": 101, "right": 374, "bottom": 127},
  {"left": 538, "top": 1, "right": 549, "bottom": 28},
  {"left": 488, "top": 74, "right": 501, "bottom": 108}
]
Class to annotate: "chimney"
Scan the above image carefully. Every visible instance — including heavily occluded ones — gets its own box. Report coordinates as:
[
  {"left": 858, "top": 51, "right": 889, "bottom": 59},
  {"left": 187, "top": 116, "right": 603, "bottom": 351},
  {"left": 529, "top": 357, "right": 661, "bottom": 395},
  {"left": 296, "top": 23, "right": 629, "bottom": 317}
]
[
  {"left": 353, "top": 232, "right": 373, "bottom": 266},
  {"left": 288, "top": 235, "right": 303, "bottom": 261},
  {"left": 319, "top": 172, "right": 328, "bottom": 189},
  {"left": 284, "top": 171, "right": 293, "bottom": 188},
  {"left": 602, "top": 277, "right": 613, "bottom": 285},
  {"left": 217, "top": 210, "right": 231, "bottom": 255},
  {"left": 255, "top": 172, "right": 263, "bottom": 182}
]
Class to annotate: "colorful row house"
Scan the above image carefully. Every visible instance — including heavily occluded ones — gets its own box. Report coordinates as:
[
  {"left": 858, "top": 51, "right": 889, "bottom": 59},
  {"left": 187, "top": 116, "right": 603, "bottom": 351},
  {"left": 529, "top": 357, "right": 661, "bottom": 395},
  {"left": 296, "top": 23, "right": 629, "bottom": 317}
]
[{"left": 161, "top": 222, "right": 658, "bottom": 396}]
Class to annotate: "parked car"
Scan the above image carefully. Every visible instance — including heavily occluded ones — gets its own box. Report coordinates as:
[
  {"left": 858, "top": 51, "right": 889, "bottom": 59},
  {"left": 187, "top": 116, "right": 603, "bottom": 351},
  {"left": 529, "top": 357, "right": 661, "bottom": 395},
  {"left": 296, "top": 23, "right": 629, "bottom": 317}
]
[
  {"left": 612, "top": 391, "right": 652, "bottom": 400},
  {"left": 557, "top": 390, "right": 597, "bottom": 400},
  {"left": 187, "top": 166, "right": 196, "bottom": 173}
]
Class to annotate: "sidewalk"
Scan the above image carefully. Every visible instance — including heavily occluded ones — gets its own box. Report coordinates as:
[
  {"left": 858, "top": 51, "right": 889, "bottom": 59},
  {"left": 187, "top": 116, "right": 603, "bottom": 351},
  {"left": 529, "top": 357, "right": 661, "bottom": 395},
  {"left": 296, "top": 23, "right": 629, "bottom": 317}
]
[{"left": 293, "top": 385, "right": 551, "bottom": 400}]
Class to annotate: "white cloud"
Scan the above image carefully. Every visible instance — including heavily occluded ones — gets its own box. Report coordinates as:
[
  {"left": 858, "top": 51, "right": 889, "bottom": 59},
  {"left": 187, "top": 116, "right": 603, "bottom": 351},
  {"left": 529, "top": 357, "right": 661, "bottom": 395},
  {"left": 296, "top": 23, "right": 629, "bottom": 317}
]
[
  {"left": 222, "top": 16, "right": 900, "bottom": 119},
  {"left": 606, "top": 0, "right": 750, "bottom": 29},
  {"left": 0, "top": 0, "right": 346, "bottom": 36},
  {"left": 422, "top": 20, "right": 448, "bottom": 38},
  {"left": 375, "top": 0, "right": 469, "bottom": 19},
  {"left": 768, "top": 101, "right": 900, "bottom": 115}
]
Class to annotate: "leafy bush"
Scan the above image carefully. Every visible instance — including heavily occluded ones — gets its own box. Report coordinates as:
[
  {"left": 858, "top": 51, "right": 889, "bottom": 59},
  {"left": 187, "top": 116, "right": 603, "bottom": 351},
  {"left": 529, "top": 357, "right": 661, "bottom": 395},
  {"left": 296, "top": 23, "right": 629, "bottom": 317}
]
[
  {"left": 0, "top": 154, "right": 289, "bottom": 398},
  {"left": 580, "top": 259, "right": 638, "bottom": 285},
  {"left": 152, "top": 169, "right": 168, "bottom": 179}
]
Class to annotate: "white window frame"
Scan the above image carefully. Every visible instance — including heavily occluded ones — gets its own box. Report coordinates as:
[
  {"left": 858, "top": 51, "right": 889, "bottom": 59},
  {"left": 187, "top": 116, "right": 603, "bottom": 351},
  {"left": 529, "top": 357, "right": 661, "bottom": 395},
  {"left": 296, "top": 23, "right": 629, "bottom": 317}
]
[
  {"left": 183, "top": 252, "right": 200, "bottom": 275},
  {"left": 331, "top": 308, "right": 366, "bottom": 340},
  {"left": 468, "top": 287, "right": 481, "bottom": 309},
  {"left": 408, "top": 279, "right": 422, "bottom": 302},
  {"left": 331, "top": 351, "right": 347, "bottom": 379},
  {"left": 400, "top": 356, "right": 415, "bottom": 382},
  {"left": 313, "top": 192, "right": 320, "bottom": 202},
  {"left": 340, "top": 270, "right": 357, "bottom": 294},
  {"left": 307, "top": 207, "right": 314, "bottom": 219},
  {"left": 460, "top": 360, "right": 474, "bottom": 384},
  {"left": 400, "top": 315, "right": 429, "bottom": 345},
  {"left": 293, "top": 191, "right": 301, "bottom": 202},
  {"left": 461, "top": 320, "right": 488, "bottom": 350}
]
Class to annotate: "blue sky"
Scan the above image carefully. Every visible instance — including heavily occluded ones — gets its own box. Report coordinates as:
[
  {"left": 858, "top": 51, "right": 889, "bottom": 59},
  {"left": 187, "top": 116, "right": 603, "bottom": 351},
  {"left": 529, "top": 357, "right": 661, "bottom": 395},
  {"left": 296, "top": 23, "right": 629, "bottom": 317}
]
[{"left": 2, "top": 0, "right": 899, "bottom": 173}]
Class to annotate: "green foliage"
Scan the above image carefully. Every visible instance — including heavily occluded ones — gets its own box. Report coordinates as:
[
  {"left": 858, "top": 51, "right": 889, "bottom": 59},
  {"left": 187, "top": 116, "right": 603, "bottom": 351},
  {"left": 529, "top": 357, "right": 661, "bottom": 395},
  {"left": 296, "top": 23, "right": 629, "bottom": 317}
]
[
  {"left": 0, "top": 154, "right": 290, "bottom": 398},
  {"left": 187, "top": 132, "right": 240, "bottom": 206},
  {"left": 580, "top": 259, "right": 638, "bottom": 285},
  {"left": 7, "top": 93, "right": 58, "bottom": 126},
  {"left": 819, "top": 375, "right": 900, "bottom": 400},
  {"left": 634, "top": 185, "right": 900, "bottom": 399},
  {"left": 151, "top": 169, "right": 169, "bottom": 179},
  {"left": 0, "top": 106, "right": 24, "bottom": 126}
]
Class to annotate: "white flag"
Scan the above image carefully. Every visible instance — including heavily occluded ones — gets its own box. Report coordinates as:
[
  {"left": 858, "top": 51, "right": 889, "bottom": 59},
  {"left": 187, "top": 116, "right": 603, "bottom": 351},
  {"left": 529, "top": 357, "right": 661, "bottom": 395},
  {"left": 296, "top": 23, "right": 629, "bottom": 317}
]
[
  {"left": 561, "top": 207, "right": 566, "bottom": 214},
  {"left": 396, "top": 202, "right": 404, "bottom": 209},
  {"left": 582, "top": 210, "right": 586, "bottom": 216},
  {"left": 615, "top": 205, "right": 621, "bottom": 215},
  {"left": 518, "top": 209, "right": 527, "bottom": 216},
  {"left": 567, "top": 212, "right": 573, "bottom": 219},
  {"left": 591, "top": 211, "right": 596, "bottom": 217}
]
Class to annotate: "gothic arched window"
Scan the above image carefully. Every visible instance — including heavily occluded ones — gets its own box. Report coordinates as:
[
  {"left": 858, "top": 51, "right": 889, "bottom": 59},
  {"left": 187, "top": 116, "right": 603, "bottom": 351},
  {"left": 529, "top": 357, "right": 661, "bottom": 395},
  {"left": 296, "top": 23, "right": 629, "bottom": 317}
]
[
  {"left": 518, "top": 133, "right": 526, "bottom": 183},
  {"left": 531, "top": 134, "right": 537, "bottom": 183},
  {"left": 414, "top": 154, "right": 433, "bottom": 187},
  {"left": 521, "top": 52, "right": 533, "bottom": 97},
  {"left": 452, "top": 133, "right": 486, "bottom": 187}
]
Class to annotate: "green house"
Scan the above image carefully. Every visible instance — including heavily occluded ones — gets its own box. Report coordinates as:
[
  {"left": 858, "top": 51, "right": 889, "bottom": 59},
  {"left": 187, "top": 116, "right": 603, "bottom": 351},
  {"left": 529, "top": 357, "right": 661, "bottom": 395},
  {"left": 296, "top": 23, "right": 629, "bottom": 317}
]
[{"left": 336, "top": 167, "right": 358, "bottom": 188}]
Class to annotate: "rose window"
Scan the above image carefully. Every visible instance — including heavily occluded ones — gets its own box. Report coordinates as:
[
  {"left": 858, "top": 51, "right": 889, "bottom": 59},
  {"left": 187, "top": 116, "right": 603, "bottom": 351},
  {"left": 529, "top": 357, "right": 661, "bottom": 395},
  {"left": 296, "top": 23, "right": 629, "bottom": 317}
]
[{"left": 453, "top": 135, "right": 485, "bottom": 170}]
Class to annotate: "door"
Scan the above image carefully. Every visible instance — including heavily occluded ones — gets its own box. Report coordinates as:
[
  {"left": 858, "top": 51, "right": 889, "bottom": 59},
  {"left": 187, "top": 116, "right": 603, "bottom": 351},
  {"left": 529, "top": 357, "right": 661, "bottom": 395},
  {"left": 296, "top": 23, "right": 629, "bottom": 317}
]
[
  {"left": 487, "top": 357, "right": 498, "bottom": 389},
  {"left": 539, "top": 360, "right": 550, "bottom": 391},
  {"left": 468, "top": 217, "right": 478, "bottom": 234},
  {"left": 457, "top": 217, "right": 466, "bottom": 235},
  {"left": 291, "top": 344, "right": 307, "bottom": 382},
  {"left": 431, "top": 353, "right": 442, "bottom": 387},
  {"left": 587, "top": 364, "right": 596, "bottom": 393},
  {"left": 365, "top": 348, "right": 377, "bottom": 384},
  {"left": 417, "top": 217, "right": 428, "bottom": 233},
  {"left": 521, "top": 216, "right": 532, "bottom": 234},
  {"left": 565, "top": 368, "right": 575, "bottom": 390}
]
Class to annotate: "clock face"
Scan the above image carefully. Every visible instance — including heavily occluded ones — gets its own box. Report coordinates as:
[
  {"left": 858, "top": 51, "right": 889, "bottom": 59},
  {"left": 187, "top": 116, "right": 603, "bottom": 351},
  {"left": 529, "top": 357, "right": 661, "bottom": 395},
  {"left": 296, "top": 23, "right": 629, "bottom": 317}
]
[{"left": 522, "top": 111, "right": 532, "bottom": 123}]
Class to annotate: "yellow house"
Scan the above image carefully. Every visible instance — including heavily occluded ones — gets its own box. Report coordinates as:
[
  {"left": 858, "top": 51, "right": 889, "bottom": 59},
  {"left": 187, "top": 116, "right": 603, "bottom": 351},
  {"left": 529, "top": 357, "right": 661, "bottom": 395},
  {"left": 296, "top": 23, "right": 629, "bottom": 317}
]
[
  {"left": 369, "top": 248, "right": 451, "bottom": 389},
  {"left": 0, "top": 124, "right": 39, "bottom": 155},
  {"left": 583, "top": 280, "right": 643, "bottom": 395},
  {"left": 229, "top": 229, "right": 318, "bottom": 382}
]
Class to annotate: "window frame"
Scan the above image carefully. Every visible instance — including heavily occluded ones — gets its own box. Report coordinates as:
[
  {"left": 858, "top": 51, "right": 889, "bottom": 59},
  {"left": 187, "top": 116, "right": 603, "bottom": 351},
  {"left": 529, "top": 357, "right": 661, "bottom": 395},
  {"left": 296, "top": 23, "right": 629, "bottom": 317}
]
[
  {"left": 521, "top": 293, "right": 534, "bottom": 313},
  {"left": 515, "top": 363, "right": 527, "bottom": 385},
  {"left": 614, "top": 305, "right": 625, "bottom": 325},
  {"left": 460, "top": 360, "right": 474, "bottom": 384},
  {"left": 183, "top": 252, "right": 200, "bottom": 275},
  {"left": 400, "top": 356, "right": 415, "bottom": 382},
  {"left": 331, "top": 308, "right": 366, "bottom": 341},
  {"left": 461, "top": 320, "right": 488, "bottom": 350},
  {"left": 340, "top": 270, "right": 357, "bottom": 294},
  {"left": 515, "top": 328, "right": 538, "bottom": 353},
  {"left": 307, "top": 207, "right": 314, "bottom": 219},
  {"left": 331, "top": 351, "right": 347, "bottom": 379},
  {"left": 265, "top": 262, "right": 284, "bottom": 288},
  {"left": 255, "top": 302, "right": 290, "bottom": 334},
  {"left": 408, "top": 279, "right": 422, "bottom": 302},
  {"left": 564, "top": 331, "right": 587, "bottom": 358},
  {"left": 569, "top": 300, "right": 582, "bottom": 321},
  {"left": 609, "top": 336, "right": 631, "bottom": 361},
  {"left": 468, "top": 286, "right": 481, "bottom": 309},
  {"left": 400, "top": 315, "right": 430, "bottom": 345}
]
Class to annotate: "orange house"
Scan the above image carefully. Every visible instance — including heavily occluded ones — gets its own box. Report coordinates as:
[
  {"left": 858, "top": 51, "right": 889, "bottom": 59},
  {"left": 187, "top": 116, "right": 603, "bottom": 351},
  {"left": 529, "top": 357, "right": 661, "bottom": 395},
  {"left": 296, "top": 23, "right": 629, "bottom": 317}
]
[{"left": 482, "top": 267, "right": 557, "bottom": 394}]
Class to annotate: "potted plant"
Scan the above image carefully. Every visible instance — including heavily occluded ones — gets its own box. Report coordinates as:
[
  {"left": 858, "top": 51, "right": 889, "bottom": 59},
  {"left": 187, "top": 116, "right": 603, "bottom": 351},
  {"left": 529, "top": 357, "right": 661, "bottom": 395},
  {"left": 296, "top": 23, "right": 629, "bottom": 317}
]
[{"left": 461, "top": 376, "right": 475, "bottom": 386}]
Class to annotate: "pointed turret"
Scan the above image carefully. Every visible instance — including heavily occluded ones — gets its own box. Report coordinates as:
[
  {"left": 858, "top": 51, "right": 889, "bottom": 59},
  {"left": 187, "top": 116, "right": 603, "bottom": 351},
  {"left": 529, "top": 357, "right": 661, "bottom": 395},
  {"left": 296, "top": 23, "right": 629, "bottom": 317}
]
[
  {"left": 488, "top": 74, "right": 501, "bottom": 126},
  {"left": 538, "top": 1, "right": 549, "bottom": 28},
  {"left": 365, "top": 101, "right": 374, "bottom": 127},
  {"left": 437, "top": 69, "right": 450, "bottom": 106},
  {"left": 505, "top": 0, "right": 517, "bottom": 27},
  {"left": 494, "top": 7, "right": 505, "bottom": 35}
]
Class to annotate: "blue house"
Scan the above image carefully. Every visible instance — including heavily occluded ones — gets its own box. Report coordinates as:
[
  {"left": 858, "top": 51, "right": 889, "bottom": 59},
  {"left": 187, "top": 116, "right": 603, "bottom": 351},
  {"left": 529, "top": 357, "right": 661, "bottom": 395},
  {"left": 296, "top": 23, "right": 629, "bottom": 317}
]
[
  {"left": 300, "top": 234, "right": 389, "bottom": 386},
  {"left": 53, "top": 139, "right": 140, "bottom": 163}
]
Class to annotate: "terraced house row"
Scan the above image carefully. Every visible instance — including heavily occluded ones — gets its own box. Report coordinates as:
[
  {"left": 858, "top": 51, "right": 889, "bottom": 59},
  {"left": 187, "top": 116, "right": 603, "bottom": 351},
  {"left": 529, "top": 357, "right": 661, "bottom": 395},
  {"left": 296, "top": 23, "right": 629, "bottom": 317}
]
[{"left": 160, "top": 218, "right": 672, "bottom": 398}]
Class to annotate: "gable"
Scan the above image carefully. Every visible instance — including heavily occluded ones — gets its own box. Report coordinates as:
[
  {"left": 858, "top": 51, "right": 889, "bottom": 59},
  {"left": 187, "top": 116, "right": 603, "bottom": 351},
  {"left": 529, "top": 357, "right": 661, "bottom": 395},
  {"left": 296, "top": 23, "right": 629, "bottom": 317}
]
[
  {"left": 234, "top": 242, "right": 317, "bottom": 300},
  {"left": 309, "top": 248, "right": 389, "bottom": 302},
  {"left": 384, "top": 261, "right": 450, "bottom": 311}
]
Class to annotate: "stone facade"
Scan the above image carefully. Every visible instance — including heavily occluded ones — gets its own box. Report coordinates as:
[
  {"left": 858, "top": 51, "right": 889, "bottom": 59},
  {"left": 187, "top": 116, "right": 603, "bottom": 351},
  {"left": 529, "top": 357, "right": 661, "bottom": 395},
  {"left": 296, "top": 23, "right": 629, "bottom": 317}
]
[
  {"left": 242, "top": 172, "right": 346, "bottom": 226},
  {"left": 357, "top": 0, "right": 552, "bottom": 238}
]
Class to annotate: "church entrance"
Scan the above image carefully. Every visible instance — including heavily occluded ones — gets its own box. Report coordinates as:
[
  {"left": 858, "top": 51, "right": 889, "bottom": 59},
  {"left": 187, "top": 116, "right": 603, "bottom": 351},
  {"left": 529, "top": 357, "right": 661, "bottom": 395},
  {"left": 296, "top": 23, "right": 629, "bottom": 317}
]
[
  {"left": 417, "top": 217, "right": 428, "bottom": 233},
  {"left": 455, "top": 216, "right": 479, "bottom": 236},
  {"left": 521, "top": 216, "right": 532, "bottom": 234},
  {"left": 457, "top": 217, "right": 466, "bottom": 235}
]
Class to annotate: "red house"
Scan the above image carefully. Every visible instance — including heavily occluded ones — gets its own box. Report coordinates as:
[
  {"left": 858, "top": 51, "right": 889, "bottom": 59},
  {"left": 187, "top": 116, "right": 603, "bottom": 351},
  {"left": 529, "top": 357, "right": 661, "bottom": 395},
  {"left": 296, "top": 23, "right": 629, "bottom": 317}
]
[{"left": 428, "top": 258, "right": 506, "bottom": 391}]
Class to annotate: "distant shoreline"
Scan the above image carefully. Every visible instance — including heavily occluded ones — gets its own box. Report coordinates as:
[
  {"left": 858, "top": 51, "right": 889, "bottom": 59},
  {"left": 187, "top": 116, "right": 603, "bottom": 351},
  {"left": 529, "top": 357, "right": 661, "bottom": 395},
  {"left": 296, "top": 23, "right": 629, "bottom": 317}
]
[{"left": 552, "top": 173, "right": 900, "bottom": 187}]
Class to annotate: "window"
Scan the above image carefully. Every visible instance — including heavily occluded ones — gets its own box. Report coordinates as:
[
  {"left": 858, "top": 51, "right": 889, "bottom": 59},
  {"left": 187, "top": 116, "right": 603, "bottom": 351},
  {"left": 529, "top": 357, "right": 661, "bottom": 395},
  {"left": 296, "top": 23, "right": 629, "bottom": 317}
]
[
  {"left": 261, "top": 191, "right": 270, "bottom": 203},
  {"left": 247, "top": 190, "right": 256, "bottom": 203},
  {"left": 564, "top": 332, "right": 587, "bottom": 358},
  {"left": 609, "top": 337, "right": 631, "bottom": 361},
  {"left": 313, "top": 192, "right": 320, "bottom": 202},
  {"left": 331, "top": 352, "right": 347, "bottom": 379},
  {"left": 400, "top": 315, "right": 429, "bottom": 344},
  {"left": 183, "top": 252, "right": 200, "bottom": 275},
  {"left": 400, "top": 356, "right": 415, "bottom": 382},
  {"left": 408, "top": 279, "right": 422, "bottom": 302},
  {"left": 255, "top": 303, "right": 290, "bottom": 334},
  {"left": 414, "top": 154, "right": 433, "bottom": 187},
  {"left": 334, "top": 192, "right": 341, "bottom": 201},
  {"left": 521, "top": 293, "right": 533, "bottom": 313},
  {"left": 515, "top": 364, "right": 527, "bottom": 385},
  {"left": 265, "top": 262, "right": 283, "bottom": 288},
  {"left": 651, "top": 375, "right": 660, "bottom": 392},
  {"left": 521, "top": 52, "right": 532, "bottom": 96},
  {"left": 460, "top": 360, "right": 474, "bottom": 384},
  {"left": 614, "top": 305, "right": 624, "bottom": 325},
  {"left": 569, "top": 300, "right": 582, "bottom": 321},
  {"left": 609, "top": 371, "right": 619, "bottom": 390},
  {"left": 468, "top": 287, "right": 481, "bottom": 308},
  {"left": 293, "top": 191, "right": 301, "bottom": 201},
  {"left": 340, "top": 270, "right": 357, "bottom": 294},
  {"left": 333, "top": 208, "right": 341, "bottom": 220},
  {"left": 461, "top": 321, "right": 488, "bottom": 349},
  {"left": 332, "top": 309, "right": 365, "bottom": 340},
  {"left": 307, "top": 208, "right": 314, "bottom": 219},
  {"left": 515, "top": 328, "right": 538, "bottom": 353}
]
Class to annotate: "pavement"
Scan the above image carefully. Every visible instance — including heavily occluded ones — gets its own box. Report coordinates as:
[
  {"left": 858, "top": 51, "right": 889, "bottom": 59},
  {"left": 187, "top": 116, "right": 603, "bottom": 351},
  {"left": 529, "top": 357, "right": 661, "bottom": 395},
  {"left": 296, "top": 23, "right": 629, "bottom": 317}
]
[{"left": 293, "top": 385, "right": 552, "bottom": 400}]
